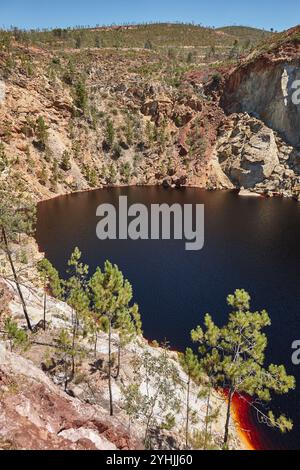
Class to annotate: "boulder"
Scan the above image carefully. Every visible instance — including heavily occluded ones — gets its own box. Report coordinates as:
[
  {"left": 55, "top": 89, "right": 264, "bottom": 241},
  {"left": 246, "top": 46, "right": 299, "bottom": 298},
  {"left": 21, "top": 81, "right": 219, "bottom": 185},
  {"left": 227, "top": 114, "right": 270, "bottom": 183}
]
[{"left": 216, "top": 114, "right": 279, "bottom": 188}]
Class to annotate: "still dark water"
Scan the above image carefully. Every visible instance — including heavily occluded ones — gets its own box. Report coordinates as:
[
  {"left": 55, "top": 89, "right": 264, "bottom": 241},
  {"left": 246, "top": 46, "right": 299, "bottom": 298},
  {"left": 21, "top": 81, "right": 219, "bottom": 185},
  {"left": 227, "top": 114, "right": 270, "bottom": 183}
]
[{"left": 36, "top": 187, "right": 300, "bottom": 450}]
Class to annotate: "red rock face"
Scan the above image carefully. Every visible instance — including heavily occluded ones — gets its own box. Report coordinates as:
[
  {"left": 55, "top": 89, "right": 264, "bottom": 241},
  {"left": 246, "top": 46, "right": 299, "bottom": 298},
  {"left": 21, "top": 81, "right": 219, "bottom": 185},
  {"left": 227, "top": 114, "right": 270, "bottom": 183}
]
[{"left": 0, "top": 354, "right": 143, "bottom": 450}]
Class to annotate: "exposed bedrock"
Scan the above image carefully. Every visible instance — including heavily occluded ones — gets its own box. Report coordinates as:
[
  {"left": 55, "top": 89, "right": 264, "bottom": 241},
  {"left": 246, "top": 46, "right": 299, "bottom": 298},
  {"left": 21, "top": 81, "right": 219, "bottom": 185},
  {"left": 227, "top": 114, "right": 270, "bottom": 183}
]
[
  {"left": 221, "top": 59, "right": 300, "bottom": 148},
  {"left": 211, "top": 112, "right": 300, "bottom": 199},
  {"left": 216, "top": 114, "right": 279, "bottom": 188}
]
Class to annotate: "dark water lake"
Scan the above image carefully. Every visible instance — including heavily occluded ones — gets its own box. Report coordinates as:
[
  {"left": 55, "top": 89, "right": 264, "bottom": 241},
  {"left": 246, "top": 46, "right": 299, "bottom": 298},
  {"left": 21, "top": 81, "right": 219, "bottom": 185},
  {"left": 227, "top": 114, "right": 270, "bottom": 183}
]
[{"left": 36, "top": 187, "right": 300, "bottom": 450}]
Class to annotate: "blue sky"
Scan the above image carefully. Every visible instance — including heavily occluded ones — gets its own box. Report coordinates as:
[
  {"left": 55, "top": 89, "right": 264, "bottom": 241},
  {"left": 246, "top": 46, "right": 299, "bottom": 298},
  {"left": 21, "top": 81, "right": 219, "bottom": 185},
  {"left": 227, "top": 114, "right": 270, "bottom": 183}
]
[{"left": 1, "top": 0, "right": 300, "bottom": 31}]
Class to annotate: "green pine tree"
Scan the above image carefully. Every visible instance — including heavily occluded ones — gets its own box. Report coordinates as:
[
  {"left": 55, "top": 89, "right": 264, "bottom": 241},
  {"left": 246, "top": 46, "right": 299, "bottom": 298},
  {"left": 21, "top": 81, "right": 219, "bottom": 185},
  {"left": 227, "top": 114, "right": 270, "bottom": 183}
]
[
  {"left": 61, "top": 150, "right": 71, "bottom": 171},
  {"left": 37, "top": 258, "right": 64, "bottom": 299},
  {"left": 89, "top": 261, "right": 133, "bottom": 416},
  {"left": 37, "top": 258, "right": 64, "bottom": 330},
  {"left": 0, "top": 182, "right": 36, "bottom": 331},
  {"left": 4, "top": 317, "right": 29, "bottom": 352},
  {"left": 115, "top": 303, "right": 142, "bottom": 379},
  {"left": 35, "top": 116, "right": 49, "bottom": 150},
  {"left": 179, "top": 348, "right": 202, "bottom": 449},
  {"left": 122, "top": 343, "right": 181, "bottom": 448},
  {"left": 74, "top": 80, "right": 88, "bottom": 114},
  {"left": 63, "top": 248, "right": 90, "bottom": 388},
  {"left": 105, "top": 119, "right": 115, "bottom": 149},
  {"left": 0, "top": 142, "right": 8, "bottom": 172},
  {"left": 191, "top": 289, "right": 295, "bottom": 448}
]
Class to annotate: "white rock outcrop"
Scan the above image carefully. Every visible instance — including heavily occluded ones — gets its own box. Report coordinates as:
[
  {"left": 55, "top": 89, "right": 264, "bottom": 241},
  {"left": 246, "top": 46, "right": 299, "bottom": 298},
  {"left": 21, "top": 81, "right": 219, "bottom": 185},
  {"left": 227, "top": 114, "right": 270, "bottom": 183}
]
[{"left": 216, "top": 114, "right": 279, "bottom": 188}]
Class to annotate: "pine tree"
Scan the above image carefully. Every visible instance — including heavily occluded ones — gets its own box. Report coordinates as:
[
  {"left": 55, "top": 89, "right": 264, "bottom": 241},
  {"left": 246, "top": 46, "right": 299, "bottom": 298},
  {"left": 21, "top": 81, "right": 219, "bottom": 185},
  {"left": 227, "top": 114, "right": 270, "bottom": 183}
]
[
  {"left": 191, "top": 289, "right": 295, "bottom": 448},
  {"left": 115, "top": 303, "right": 142, "bottom": 379},
  {"left": 37, "top": 258, "right": 64, "bottom": 299},
  {"left": 55, "top": 328, "right": 82, "bottom": 392},
  {"left": 179, "top": 348, "right": 201, "bottom": 449},
  {"left": 75, "top": 36, "right": 82, "bottom": 49},
  {"left": 37, "top": 258, "right": 64, "bottom": 330},
  {"left": 74, "top": 80, "right": 88, "bottom": 114},
  {"left": 186, "top": 51, "right": 194, "bottom": 64},
  {"left": 35, "top": 116, "right": 49, "bottom": 150},
  {"left": 39, "top": 250, "right": 89, "bottom": 392},
  {"left": 95, "top": 36, "right": 102, "bottom": 48},
  {"left": 105, "top": 119, "right": 115, "bottom": 149},
  {"left": 107, "top": 164, "right": 117, "bottom": 184},
  {"left": 145, "top": 121, "right": 155, "bottom": 147},
  {"left": 4, "top": 317, "right": 29, "bottom": 352},
  {"left": 197, "top": 377, "right": 220, "bottom": 450},
  {"left": 121, "top": 383, "right": 143, "bottom": 433},
  {"left": 0, "top": 182, "right": 35, "bottom": 331},
  {"left": 144, "top": 39, "right": 153, "bottom": 50},
  {"left": 64, "top": 248, "right": 90, "bottom": 388},
  {"left": 124, "top": 117, "right": 134, "bottom": 146},
  {"left": 122, "top": 344, "right": 181, "bottom": 448},
  {"left": 61, "top": 150, "right": 71, "bottom": 171},
  {"left": 0, "top": 142, "right": 8, "bottom": 172},
  {"left": 89, "top": 261, "right": 133, "bottom": 416}
]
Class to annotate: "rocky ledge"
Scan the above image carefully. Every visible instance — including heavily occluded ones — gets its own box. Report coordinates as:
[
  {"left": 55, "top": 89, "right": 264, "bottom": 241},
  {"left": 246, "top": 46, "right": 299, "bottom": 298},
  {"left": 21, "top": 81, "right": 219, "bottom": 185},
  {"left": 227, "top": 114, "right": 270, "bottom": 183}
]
[{"left": 210, "top": 113, "right": 300, "bottom": 200}]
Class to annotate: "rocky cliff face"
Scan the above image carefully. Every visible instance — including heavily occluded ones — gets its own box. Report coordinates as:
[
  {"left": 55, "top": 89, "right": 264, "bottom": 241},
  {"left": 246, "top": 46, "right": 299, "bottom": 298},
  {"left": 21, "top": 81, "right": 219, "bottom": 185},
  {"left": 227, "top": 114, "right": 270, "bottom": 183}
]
[
  {"left": 210, "top": 27, "right": 300, "bottom": 198},
  {"left": 1, "top": 30, "right": 300, "bottom": 202},
  {"left": 211, "top": 112, "right": 300, "bottom": 198},
  {"left": 0, "top": 343, "right": 143, "bottom": 450},
  {"left": 0, "top": 44, "right": 223, "bottom": 201},
  {"left": 221, "top": 60, "right": 300, "bottom": 148},
  {"left": 221, "top": 27, "right": 300, "bottom": 148}
]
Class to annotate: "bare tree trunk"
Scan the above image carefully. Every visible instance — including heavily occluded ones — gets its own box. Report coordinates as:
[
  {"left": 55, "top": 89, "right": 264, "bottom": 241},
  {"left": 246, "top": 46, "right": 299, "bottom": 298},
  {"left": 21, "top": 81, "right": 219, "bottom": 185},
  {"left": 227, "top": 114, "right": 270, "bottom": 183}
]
[
  {"left": 115, "top": 342, "right": 121, "bottom": 380},
  {"left": 108, "top": 318, "right": 114, "bottom": 416},
  {"left": 185, "top": 374, "right": 190, "bottom": 449},
  {"left": 64, "top": 358, "right": 68, "bottom": 392},
  {"left": 144, "top": 408, "right": 154, "bottom": 448},
  {"left": 65, "top": 313, "right": 77, "bottom": 393},
  {"left": 43, "top": 291, "right": 47, "bottom": 330},
  {"left": 144, "top": 389, "right": 160, "bottom": 448},
  {"left": 224, "top": 388, "right": 234, "bottom": 447},
  {"left": 94, "top": 332, "right": 98, "bottom": 359},
  {"left": 71, "top": 309, "right": 77, "bottom": 381},
  {"left": 203, "top": 387, "right": 211, "bottom": 450},
  {"left": 1, "top": 227, "right": 32, "bottom": 331}
]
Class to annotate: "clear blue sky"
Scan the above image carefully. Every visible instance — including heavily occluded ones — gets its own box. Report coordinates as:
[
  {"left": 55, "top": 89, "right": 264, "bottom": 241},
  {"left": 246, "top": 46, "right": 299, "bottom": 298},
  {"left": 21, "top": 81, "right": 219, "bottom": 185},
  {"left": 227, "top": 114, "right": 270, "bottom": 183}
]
[{"left": 1, "top": 0, "right": 299, "bottom": 31}]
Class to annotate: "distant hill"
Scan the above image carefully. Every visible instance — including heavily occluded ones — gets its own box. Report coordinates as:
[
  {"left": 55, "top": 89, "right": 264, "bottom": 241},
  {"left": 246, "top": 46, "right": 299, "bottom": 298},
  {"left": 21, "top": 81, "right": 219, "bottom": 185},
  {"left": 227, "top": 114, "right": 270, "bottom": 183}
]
[
  {"left": 13, "top": 22, "right": 271, "bottom": 51},
  {"left": 216, "top": 26, "right": 271, "bottom": 43}
]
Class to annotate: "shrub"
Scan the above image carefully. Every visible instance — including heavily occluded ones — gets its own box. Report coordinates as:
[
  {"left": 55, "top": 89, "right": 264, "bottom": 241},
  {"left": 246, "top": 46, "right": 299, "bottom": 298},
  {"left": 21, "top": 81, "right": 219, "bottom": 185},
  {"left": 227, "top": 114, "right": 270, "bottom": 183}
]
[
  {"left": 38, "top": 165, "right": 48, "bottom": 185},
  {"left": 0, "top": 142, "right": 8, "bottom": 172},
  {"left": 144, "top": 39, "right": 153, "bottom": 50},
  {"left": 4, "top": 317, "right": 29, "bottom": 352},
  {"left": 112, "top": 143, "right": 122, "bottom": 160},
  {"left": 105, "top": 119, "right": 115, "bottom": 148},
  {"left": 74, "top": 80, "right": 88, "bottom": 113},
  {"left": 60, "top": 150, "right": 71, "bottom": 171},
  {"left": 120, "top": 162, "right": 132, "bottom": 183},
  {"left": 35, "top": 116, "right": 49, "bottom": 150}
]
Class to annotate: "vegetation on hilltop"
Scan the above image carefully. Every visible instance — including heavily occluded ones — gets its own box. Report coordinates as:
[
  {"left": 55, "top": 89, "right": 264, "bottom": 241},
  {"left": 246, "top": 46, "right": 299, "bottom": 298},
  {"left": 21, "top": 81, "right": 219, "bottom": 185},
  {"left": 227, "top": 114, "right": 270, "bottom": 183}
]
[
  {"left": 217, "top": 25, "right": 271, "bottom": 42},
  {"left": 1, "top": 22, "right": 270, "bottom": 54},
  {"left": 235, "top": 25, "right": 300, "bottom": 65}
]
